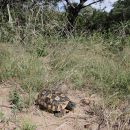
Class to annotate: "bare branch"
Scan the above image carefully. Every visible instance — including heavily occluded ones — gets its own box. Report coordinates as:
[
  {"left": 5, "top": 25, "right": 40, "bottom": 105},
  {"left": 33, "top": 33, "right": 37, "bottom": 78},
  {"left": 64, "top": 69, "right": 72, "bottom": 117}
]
[
  {"left": 62, "top": 0, "right": 68, "bottom": 10},
  {"left": 79, "top": 0, "right": 88, "bottom": 9},
  {"left": 82, "top": 0, "right": 103, "bottom": 9},
  {"left": 80, "top": 0, "right": 88, "bottom": 4},
  {"left": 64, "top": 0, "right": 70, "bottom": 5},
  {"left": 64, "top": 0, "right": 77, "bottom": 9}
]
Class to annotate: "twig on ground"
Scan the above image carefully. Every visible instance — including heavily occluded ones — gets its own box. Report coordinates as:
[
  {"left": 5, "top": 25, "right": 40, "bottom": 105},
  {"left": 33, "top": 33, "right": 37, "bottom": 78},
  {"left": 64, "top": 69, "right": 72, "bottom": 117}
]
[{"left": 0, "top": 105, "right": 13, "bottom": 109}]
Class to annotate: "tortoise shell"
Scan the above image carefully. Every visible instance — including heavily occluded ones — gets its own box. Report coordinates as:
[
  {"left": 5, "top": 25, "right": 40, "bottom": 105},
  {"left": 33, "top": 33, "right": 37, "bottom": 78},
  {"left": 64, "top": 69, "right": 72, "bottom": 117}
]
[{"left": 35, "top": 89, "right": 70, "bottom": 112}]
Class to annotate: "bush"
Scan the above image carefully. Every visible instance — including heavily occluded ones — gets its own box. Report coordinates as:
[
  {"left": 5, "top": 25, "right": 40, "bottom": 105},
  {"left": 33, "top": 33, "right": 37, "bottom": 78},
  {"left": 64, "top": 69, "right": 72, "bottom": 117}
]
[
  {"left": 21, "top": 120, "right": 36, "bottom": 130},
  {"left": 9, "top": 89, "right": 23, "bottom": 111}
]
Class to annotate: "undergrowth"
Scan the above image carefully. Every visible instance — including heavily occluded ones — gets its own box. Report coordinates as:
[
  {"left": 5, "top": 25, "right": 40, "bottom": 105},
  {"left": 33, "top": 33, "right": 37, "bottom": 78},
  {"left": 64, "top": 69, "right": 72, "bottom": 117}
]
[
  {"left": 9, "top": 89, "right": 23, "bottom": 111},
  {"left": 0, "top": 32, "right": 130, "bottom": 102},
  {"left": 21, "top": 120, "right": 36, "bottom": 130}
]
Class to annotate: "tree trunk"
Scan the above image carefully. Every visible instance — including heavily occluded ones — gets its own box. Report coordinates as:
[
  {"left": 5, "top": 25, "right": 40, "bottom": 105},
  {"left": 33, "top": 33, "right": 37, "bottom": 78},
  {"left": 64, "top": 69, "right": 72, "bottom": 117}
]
[
  {"left": 65, "top": 3, "right": 83, "bottom": 35},
  {"left": 67, "top": 7, "right": 79, "bottom": 32},
  {"left": 63, "top": 0, "right": 103, "bottom": 35}
]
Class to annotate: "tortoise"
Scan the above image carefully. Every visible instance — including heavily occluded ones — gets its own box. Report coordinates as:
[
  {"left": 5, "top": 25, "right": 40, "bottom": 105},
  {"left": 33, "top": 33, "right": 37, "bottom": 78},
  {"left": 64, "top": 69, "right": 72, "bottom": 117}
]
[{"left": 35, "top": 89, "right": 76, "bottom": 117}]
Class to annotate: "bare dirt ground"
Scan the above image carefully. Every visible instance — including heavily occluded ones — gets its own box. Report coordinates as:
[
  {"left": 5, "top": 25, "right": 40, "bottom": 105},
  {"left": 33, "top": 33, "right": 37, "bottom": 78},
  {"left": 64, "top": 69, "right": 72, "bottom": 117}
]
[{"left": 0, "top": 81, "right": 129, "bottom": 130}]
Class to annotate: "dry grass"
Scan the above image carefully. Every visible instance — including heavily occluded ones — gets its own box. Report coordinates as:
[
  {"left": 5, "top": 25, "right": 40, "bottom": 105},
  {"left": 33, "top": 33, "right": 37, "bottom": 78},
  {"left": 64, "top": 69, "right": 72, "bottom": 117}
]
[{"left": 0, "top": 33, "right": 130, "bottom": 104}]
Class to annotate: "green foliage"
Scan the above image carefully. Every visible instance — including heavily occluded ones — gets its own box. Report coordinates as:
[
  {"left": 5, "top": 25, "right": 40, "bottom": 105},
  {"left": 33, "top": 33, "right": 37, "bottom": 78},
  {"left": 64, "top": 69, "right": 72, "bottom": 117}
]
[
  {"left": 21, "top": 120, "right": 36, "bottom": 130},
  {"left": 9, "top": 89, "right": 23, "bottom": 111},
  {"left": 0, "top": 0, "right": 129, "bottom": 37},
  {"left": 0, "top": 111, "right": 5, "bottom": 122},
  {"left": 77, "top": 9, "right": 109, "bottom": 31},
  {"left": 89, "top": 10, "right": 108, "bottom": 30},
  {"left": 110, "top": 0, "right": 130, "bottom": 22}
]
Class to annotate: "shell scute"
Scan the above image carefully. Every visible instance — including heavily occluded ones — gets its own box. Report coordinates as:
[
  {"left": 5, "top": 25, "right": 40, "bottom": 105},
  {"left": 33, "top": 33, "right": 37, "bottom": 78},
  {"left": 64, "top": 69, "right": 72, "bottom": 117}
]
[{"left": 36, "top": 89, "right": 70, "bottom": 112}]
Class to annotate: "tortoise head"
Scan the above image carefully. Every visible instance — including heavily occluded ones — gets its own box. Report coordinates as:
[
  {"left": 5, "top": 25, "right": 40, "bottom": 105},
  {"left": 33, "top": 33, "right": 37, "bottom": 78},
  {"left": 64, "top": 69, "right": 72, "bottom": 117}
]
[{"left": 66, "top": 101, "right": 76, "bottom": 111}]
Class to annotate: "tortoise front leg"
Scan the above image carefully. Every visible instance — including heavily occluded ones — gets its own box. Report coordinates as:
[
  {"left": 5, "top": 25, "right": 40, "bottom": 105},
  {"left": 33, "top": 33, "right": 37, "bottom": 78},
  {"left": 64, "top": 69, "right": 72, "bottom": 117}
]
[{"left": 54, "top": 111, "right": 63, "bottom": 117}]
